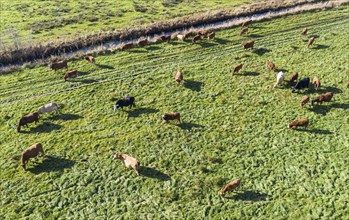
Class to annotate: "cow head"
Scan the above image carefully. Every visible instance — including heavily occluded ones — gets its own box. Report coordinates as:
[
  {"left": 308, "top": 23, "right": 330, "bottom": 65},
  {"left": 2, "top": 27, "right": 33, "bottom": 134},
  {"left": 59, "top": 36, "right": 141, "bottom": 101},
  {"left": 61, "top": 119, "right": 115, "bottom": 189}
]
[
  {"left": 113, "top": 153, "right": 122, "bottom": 160},
  {"left": 17, "top": 125, "right": 21, "bottom": 132},
  {"left": 113, "top": 104, "right": 120, "bottom": 111}
]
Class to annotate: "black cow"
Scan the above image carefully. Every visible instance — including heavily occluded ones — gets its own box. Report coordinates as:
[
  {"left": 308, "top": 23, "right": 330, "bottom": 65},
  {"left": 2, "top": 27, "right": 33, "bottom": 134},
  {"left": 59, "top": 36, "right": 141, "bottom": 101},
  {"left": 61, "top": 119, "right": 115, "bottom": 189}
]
[
  {"left": 292, "top": 77, "right": 310, "bottom": 93},
  {"left": 113, "top": 96, "right": 135, "bottom": 110}
]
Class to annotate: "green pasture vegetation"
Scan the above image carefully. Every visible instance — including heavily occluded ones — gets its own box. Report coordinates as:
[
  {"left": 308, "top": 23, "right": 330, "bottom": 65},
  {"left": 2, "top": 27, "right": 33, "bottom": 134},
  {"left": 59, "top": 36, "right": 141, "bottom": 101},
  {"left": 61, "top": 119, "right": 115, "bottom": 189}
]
[{"left": 1, "top": 6, "right": 349, "bottom": 219}]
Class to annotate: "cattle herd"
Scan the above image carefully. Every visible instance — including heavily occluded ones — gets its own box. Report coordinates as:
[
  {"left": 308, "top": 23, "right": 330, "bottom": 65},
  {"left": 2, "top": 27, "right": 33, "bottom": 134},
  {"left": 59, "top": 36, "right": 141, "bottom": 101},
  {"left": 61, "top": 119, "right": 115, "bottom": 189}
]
[{"left": 17, "top": 19, "right": 347, "bottom": 197}]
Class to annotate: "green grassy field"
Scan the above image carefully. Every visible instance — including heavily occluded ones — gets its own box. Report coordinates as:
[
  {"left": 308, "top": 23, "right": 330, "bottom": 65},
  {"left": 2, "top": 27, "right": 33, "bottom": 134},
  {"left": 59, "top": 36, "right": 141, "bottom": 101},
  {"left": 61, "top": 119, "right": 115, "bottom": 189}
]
[
  {"left": 1, "top": 5, "right": 349, "bottom": 219},
  {"left": 1, "top": 0, "right": 256, "bottom": 48}
]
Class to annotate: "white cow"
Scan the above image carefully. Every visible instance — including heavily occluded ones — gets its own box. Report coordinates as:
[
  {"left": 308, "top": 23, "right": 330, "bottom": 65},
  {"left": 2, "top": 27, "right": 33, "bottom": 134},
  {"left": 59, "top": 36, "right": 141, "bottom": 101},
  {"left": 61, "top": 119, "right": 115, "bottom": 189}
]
[
  {"left": 273, "top": 71, "right": 285, "bottom": 88},
  {"left": 37, "top": 102, "right": 60, "bottom": 114},
  {"left": 177, "top": 34, "right": 185, "bottom": 41}
]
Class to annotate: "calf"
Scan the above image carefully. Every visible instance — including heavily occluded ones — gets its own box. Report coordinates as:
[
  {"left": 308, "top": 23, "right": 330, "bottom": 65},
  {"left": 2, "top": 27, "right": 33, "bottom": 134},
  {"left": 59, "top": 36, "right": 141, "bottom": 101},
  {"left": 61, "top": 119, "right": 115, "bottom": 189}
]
[
  {"left": 312, "top": 92, "right": 333, "bottom": 105},
  {"left": 49, "top": 60, "right": 68, "bottom": 72},
  {"left": 266, "top": 60, "right": 276, "bottom": 71},
  {"left": 273, "top": 71, "right": 285, "bottom": 88},
  {"left": 137, "top": 38, "right": 148, "bottom": 47},
  {"left": 120, "top": 42, "right": 134, "bottom": 51},
  {"left": 64, "top": 70, "right": 78, "bottom": 81},
  {"left": 220, "top": 179, "right": 240, "bottom": 196},
  {"left": 38, "top": 102, "right": 59, "bottom": 114},
  {"left": 243, "top": 40, "right": 254, "bottom": 50},
  {"left": 288, "top": 119, "right": 309, "bottom": 129},
  {"left": 192, "top": 35, "right": 201, "bottom": 43},
  {"left": 301, "top": 27, "right": 308, "bottom": 35},
  {"left": 162, "top": 112, "right": 180, "bottom": 122},
  {"left": 207, "top": 32, "right": 215, "bottom": 40},
  {"left": 21, "top": 143, "right": 45, "bottom": 170},
  {"left": 114, "top": 96, "right": 135, "bottom": 110},
  {"left": 307, "top": 37, "right": 315, "bottom": 48},
  {"left": 292, "top": 77, "right": 310, "bottom": 93},
  {"left": 300, "top": 95, "right": 310, "bottom": 107},
  {"left": 232, "top": 64, "right": 243, "bottom": 75},
  {"left": 312, "top": 76, "right": 320, "bottom": 90},
  {"left": 289, "top": 72, "right": 299, "bottom": 85},
  {"left": 85, "top": 56, "right": 95, "bottom": 64},
  {"left": 240, "top": 27, "right": 248, "bottom": 36},
  {"left": 160, "top": 35, "right": 171, "bottom": 43},
  {"left": 175, "top": 71, "right": 183, "bottom": 85},
  {"left": 242, "top": 20, "right": 252, "bottom": 27},
  {"left": 113, "top": 153, "right": 140, "bottom": 175},
  {"left": 184, "top": 31, "right": 197, "bottom": 39},
  {"left": 17, "top": 112, "right": 39, "bottom": 132}
]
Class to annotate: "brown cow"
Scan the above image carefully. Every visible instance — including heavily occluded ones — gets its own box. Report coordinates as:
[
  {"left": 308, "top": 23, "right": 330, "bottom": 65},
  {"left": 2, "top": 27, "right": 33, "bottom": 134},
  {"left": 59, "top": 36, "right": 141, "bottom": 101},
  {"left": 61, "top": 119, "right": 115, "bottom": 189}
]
[
  {"left": 120, "top": 42, "right": 134, "bottom": 51},
  {"left": 266, "top": 60, "right": 276, "bottom": 71},
  {"left": 64, "top": 70, "right": 78, "bottom": 81},
  {"left": 301, "top": 27, "right": 308, "bottom": 35},
  {"left": 243, "top": 40, "right": 254, "bottom": 50},
  {"left": 207, "top": 32, "right": 216, "bottom": 40},
  {"left": 175, "top": 71, "right": 183, "bottom": 85},
  {"left": 307, "top": 37, "right": 315, "bottom": 48},
  {"left": 49, "top": 60, "right": 68, "bottom": 72},
  {"left": 288, "top": 119, "right": 309, "bottom": 129},
  {"left": 85, "top": 56, "right": 95, "bottom": 64},
  {"left": 220, "top": 179, "right": 240, "bottom": 196},
  {"left": 160, "top": 35, "right": 171, "bottom": 43},
  {"left": 240, "top": 27, "right": 248, "bottom": 36},
  {"left": 198, "top": 30, "right": 208, "bottom": 36},
  {"left": 232, "top": 64, "right": 243, "bottom": 75},
  {"left": 17, "top": 112, "right": 39, "bottom": 132},
  {"left": 312, "top": 76, "right": 320, "bottom": 90},
  {"left": 192, "top": 35, "right": 201, "bottom": 43},
  {"left": 162, "top": 112, "right": 180, "bottom": 122},
  {"left": 242, "top": 20, "right": 252, "bottom": 27},
  {"left": 312, "top": 92, "right": 333, "bottom": 105},
  {"left": 21, "top": 143, "right": 45, "bottom": 170},
  {"left": 289, "top": 72, "right": 299, "bottom": 85},
  {"left": 300, "top": 95, "right": 310, "bottom": 107},
  {"left": 113, "top": 153, "right": 140, "bottom": 175},
  {"left": 137, "top": 38, "right": 148, "bottom": 47},
  {"left": 184, "top": 31, "right": 197, "bottom": 39}
]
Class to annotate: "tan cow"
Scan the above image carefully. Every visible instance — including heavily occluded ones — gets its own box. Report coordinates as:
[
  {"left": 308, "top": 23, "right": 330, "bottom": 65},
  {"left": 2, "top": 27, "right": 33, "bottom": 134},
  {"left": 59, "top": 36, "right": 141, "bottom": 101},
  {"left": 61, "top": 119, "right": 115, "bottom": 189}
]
[
  {"left": 220, "top": 179, "right": 241, "bottom": 196},
  {"left": 288, "top": 119, "right": 309, "bottom": 129},
  {"left": 113, "top": 153, "right": 140, "bottom": 175},
  {"left": 21, "top": 143, "right": 45, "bottom": 170}
]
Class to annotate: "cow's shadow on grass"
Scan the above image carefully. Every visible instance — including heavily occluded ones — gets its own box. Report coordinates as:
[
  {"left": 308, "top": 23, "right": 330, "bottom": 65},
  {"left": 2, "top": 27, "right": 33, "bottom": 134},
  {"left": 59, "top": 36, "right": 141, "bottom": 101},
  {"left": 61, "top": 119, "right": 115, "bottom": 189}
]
[
  {"left": 308, "top": 105, "right": 332, "bottom": 115},
  {"left": 225, "top": 191, "right": 269, "bottom": 202},
  {"left": 78, "top": 79, "right": 98, "bottom": 84},
  {"left": 318, "top": 86, "right": 342, "bottom": 94},
  {"left": 21, "top": 122, "right": 63, "bottom": 133},
  {"left": 27, "top": 155, "right": 75, "bottom": 174},
  {"left": 176, "top": 122, "right": 204, "bottom": 131},
  {"left": 77, "top": 71, "right": 89, "bottom": 76},
  {"left": 215, "top": 38, "right": 232, "bottom": 45},
  {"left": 331, "top": 103, "right": 349, "bottom": 110},
  {"left": 127, "top": 108, "right": 159, "bottom": 117},
  {"left": 248, "top": 34, "right": 263, "bottom": 38},
  {"left": 141, "top": 166, "right": 171, "bottom": 181},
  {"left": 147, "top": 45, "right": 162, "bottom": 51},
  {"left": 49, "top": 113, "right": 84, "bottom": 121},
  {"left": 184, "top": 80, "right": 204, "bottom": 92},
  {"left": 241, "top": 71, "right": 260, "bottom": 76},
  {"left": 198, "top": 41, "right": 217, "bottom": 48},
  {"left": 253, "top": 47, "right": 272, "bottom": 56},
  {"left": 312, "top": 44, "right": 330, "bottom": 50},
  {"left": 299, "top": 128, "right": 333, "bottom": 135},
  {"left": 95, "top": 64, "right": 114, "bottom": 69}
]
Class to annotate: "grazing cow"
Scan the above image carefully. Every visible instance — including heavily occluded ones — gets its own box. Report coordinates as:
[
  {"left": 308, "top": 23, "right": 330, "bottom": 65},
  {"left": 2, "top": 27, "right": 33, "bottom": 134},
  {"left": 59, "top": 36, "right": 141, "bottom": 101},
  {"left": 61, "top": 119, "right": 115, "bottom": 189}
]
[
  {"left": 192, "top": 35, "right": 201, "bottom": 43},
  {"left": 177, "top": 34, "right": 185, "bottom": 41},
  {"left": 207, "top": 32, "right": 215, "bottom": 40},
  {"left": 289, "top": 72, "right": 299, "bottom": 85},
  {"left": 21, "top": 143, "right": 45, "bottom": 170},
  {"left": 273, "top": 71, "right": 285, "bottom": 88},
  {"left": 85, "top": 56, "right": 95, "bottom": 64},
  {"left": 312, "top": 76, "right": 320, "bottom": 90},
  {"left": 292, "top": 77, "right": 310, "bottom": 93},
  {"left": 240, "top": 27, "right": 248, "bottom": 36},
  {"left": 120, "top": 42, "right": 134, "bottom": 51},
  {"left": 301, "top": 27, "right": 308, "bottom": 35},
  {"left": 312, "top": 92, "right": 333, "bottom": 105},
  {"left": 220, "top": 179, "right": 240, "bottom": 196},
  {"left": 64, "top": 70, "right": 78, "bottom": 81},
  {"left": 184, "top": 31, "right": 197, "bottom": 39},
  {"left": 300, "top": 95, "right": 310, "bottom": 107},
  {"left": 288, "top": 119, "right": 309, "bottom": 129},
  {"left": 38, "top": 102, "right": 59, "bottom": 114},
  {"left": 17, "top": 112, "right": 39, "bottom": 132},
  {"left": 162, "top": 112, "right": 180, "bottom": 122},
  {"left": 49, "top": 60, "right": 68, "bottom": 72},
  {"left": 243, "top": 40, "right": 254, "bottom": 50},
  {"left": 198, "top": 30, "right": 208, "bottom": 36},
  {"left": 113, "top": 153, "right": 140, "bottom": 175},
  {"left": 114, "top": 96, "right": 135, "bottom": 110},
  {"left": 137, "top": 38, "right": 148, "bottom": 47},
  {"left": 307, "top": 37, "right": 315, "bottom": 48},
  {"left": 160, "top": 35, "right": 171, "bottom": 43},
  {"left": 266, "top": 60, "right": 276, "bottom": 71},
  {"left": 232, "top": 64, "right": 243, "bottom": 75},
  {"left": 175, "top": 71, "right": 183, "bottom": 85},
  {"left": 242, "top": 20, "right": 252, "bottom": 27}
]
